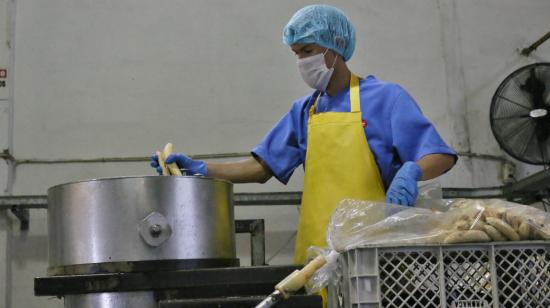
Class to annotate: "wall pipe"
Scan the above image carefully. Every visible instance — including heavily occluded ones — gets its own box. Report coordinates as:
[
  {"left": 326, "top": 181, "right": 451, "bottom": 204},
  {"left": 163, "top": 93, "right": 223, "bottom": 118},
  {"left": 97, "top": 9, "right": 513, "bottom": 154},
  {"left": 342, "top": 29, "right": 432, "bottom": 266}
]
[{"left": 0, "top": 151, "right": 505, "bottom": 165}]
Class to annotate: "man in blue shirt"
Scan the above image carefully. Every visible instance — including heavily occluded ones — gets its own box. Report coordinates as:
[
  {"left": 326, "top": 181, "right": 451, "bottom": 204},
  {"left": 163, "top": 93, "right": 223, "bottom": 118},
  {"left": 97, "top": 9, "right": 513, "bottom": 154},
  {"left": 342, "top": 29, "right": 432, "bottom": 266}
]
[{"left": 152, "top": 5, "right": 456, "bottom": 263}]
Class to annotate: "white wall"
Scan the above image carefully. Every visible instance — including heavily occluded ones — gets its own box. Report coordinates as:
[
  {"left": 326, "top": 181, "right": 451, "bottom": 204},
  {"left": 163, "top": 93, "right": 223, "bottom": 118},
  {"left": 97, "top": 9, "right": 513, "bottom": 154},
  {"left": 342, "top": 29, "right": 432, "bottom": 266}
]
[
  {"left": 0, "top": 0, "right": 8, "bottom": 102},
  {"left": 457, "top": 0, "right": 550, "bottom": 184},
  {"left": 1, "top": 1, "right": 549, "bottom": 307},
  {"left": 1, "top": 0, "right": 12, "bottom": 306},
  {"left": 0, "top": 0, "right": 9, "bottom": 166}
]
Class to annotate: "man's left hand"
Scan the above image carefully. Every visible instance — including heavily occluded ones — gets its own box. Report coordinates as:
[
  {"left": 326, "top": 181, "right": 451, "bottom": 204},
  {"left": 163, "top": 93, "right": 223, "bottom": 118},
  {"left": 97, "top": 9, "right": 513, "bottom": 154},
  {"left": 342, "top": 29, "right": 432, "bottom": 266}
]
[{"left": 386, "top": 161, "right": 423, "bottom": 206}]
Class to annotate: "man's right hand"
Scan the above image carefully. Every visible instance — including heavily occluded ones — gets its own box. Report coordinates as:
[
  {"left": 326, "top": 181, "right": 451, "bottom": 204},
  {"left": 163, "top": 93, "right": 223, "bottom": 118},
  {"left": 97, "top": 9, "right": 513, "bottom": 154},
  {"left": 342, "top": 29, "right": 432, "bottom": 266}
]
[{"left": 150, "top": 153, "right": 207, "bottom": 176}]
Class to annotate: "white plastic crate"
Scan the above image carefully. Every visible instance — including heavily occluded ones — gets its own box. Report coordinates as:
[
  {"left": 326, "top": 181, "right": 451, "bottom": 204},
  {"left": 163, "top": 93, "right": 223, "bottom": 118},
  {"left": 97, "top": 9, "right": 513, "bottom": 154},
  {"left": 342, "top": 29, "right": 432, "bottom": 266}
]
[{"left": 328, "top": 241, "right": 550, "bottom": 308}]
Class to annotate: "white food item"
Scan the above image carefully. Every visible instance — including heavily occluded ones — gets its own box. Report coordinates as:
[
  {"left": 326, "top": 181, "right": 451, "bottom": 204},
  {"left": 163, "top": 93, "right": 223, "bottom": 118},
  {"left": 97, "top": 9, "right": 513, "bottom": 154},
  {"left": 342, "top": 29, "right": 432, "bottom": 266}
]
[
  {"left": 518, "top": 222, "right": 531, "bottom": 240},
  {"left": 486, "top": 217, "right": 520, "bottom": 241},
  {"left": 483, "top": 225, "right": 507, "bottom": 241},
  {"left": 156, "top": 151, "right": 169, "bottom": 176},
  {"left": 163, "top": 143, "right": 183, "bottom": 176},
  {"left": 444, "top": 230, "right": 491, "bottom": 244}
]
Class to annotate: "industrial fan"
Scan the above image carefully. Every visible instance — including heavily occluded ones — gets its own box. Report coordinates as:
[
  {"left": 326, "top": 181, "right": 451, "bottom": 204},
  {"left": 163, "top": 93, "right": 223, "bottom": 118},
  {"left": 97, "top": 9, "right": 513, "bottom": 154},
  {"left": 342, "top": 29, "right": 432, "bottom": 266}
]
[{"left": 490, "top": 63, "right": 550, "bottom": 165}]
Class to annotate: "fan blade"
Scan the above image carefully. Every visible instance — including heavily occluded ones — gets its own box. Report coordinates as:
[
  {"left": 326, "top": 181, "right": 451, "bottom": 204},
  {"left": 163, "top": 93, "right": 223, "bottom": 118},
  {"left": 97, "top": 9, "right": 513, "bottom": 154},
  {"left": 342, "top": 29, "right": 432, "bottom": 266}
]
[
  {"left": 492, "top": 114, "right": 530, "bottom": 120},
  {"left": 500, "top": 118, "right": 532, "bottom": 141},
  {"left": 519, "top": 128, "right": 536, "bottom": 159},
  {"left": 539, "top": 138, "right": 547, "bottom": 164},
  {"left": 520, "top": 67, "right": 546, "bottom": 109},
  {"left": 495, "top": 95, "right": 531, "bottom": 110},
  {"left": 513, "top": 78, "right": 536, "bottom": 108}
]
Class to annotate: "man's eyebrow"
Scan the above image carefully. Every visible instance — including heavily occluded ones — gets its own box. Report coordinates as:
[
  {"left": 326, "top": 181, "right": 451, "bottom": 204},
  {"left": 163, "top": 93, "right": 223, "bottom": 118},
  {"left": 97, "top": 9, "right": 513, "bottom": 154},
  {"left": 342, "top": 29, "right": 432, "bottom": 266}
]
[
  {"left": 297, "top": 45, "right": 312, "bottom": 53},
  {"left": 291, "top": 45, "right": 313, "bottom": 53}
]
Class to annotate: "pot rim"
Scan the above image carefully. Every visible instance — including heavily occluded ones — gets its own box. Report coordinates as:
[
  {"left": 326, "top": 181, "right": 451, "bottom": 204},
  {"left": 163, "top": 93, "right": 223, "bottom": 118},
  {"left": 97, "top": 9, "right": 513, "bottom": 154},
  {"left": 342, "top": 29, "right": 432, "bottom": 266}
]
[{"left": 48, "top": 175, "right": 232, "bottom": 193}]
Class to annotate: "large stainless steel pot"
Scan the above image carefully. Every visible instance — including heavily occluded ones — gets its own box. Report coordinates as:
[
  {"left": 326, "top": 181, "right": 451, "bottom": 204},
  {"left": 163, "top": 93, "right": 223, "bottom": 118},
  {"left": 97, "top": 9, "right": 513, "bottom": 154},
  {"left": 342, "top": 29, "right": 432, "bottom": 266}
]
[
  {"left": 64, "top": 292, "right": 156, "bottom": 308},
  {"left": 47, "top": 176, "right": 236, "bottom": 272}
]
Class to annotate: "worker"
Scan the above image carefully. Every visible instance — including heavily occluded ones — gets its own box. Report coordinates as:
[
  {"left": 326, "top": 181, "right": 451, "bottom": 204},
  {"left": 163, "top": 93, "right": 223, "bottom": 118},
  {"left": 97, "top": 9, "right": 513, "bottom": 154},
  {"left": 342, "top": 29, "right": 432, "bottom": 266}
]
[{"left": 151, "top": 4, "right": 456, "bottom": 265}]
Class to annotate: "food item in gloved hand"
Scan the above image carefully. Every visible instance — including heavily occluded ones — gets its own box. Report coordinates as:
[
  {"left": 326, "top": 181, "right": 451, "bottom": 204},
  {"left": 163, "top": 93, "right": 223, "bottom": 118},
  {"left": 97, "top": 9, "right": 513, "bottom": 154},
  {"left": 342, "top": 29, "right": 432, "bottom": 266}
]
[
  {"left": 482, "top": 224, "right": 507, "bottom": 241},
  {"left": 162, "top": 143, "right": 182, "bottom": 176},
  {"left": 443, "top": 230, "right": 491, "bottom": 244},
  {"left": 486, "top": 217, "right": 520, "bottom": 241},
  {"left": 156, "top": 151, "right": 169, "bottom": 176}
]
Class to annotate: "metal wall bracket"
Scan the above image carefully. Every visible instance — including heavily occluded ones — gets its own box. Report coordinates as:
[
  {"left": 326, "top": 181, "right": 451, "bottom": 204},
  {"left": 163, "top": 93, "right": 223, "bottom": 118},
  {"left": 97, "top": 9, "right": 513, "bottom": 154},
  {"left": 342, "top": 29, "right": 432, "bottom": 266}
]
[{"left": 10, "top": 206, "right": 29, "bottom": 230}]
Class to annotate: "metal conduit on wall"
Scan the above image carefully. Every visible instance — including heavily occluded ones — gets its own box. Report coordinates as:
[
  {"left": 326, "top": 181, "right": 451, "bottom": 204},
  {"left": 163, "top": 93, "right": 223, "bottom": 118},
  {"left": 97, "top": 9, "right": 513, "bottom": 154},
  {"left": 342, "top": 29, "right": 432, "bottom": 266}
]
[{"left": 0, "top": 151, "right": 508, "bottom": 165}]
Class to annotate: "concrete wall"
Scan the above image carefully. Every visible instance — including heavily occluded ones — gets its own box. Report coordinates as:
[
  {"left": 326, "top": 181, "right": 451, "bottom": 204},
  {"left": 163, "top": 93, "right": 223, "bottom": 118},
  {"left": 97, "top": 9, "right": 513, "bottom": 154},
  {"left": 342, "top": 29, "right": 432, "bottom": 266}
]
[
  {"left": 0, "top": 0, "right": 9, "bottom": 173},
  {"left": 1, "top": 0, "right": 12, "bottom": 306},
  {"left": 456, "top": 0, "right": 550, "bottom": 183},
  {"left": 0, "top": 0, "right": 549, "bottom": 307}
]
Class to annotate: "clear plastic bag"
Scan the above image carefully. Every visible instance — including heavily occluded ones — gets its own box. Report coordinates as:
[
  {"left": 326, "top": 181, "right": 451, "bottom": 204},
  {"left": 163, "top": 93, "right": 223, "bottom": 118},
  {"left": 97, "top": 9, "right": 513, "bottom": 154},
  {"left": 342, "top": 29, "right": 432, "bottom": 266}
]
[
  {"left": 305, "top": 196, "right": 550, "bottom": 294},
  {"left": 303, "top": 247, "right": 341, "bottom": 294},
  {"left": 415, "top": 181, "right": 454, "bottom": 211},
  {"left": 326, "top": 199, "right": 453, "bottom": 251},
  {"left": 328, "top": 198, "right": 550, "bottom": 250},
  {"left": 447, "top": 198, "right": 550, "bottom": 242}
]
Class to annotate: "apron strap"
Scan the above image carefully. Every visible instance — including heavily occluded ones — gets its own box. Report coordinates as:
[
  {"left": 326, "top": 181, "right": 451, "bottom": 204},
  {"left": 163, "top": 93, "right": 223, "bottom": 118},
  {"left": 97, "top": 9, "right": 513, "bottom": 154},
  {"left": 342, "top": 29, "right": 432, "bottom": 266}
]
[
  {"left": 309, "top": 92, "right": 322, "bottom": 118},
  {"left": 309, "top": 73, "right": 361, "bottom": 116},
  {"left": 350, "top": 74, "right": 360, "bottom": 112}
]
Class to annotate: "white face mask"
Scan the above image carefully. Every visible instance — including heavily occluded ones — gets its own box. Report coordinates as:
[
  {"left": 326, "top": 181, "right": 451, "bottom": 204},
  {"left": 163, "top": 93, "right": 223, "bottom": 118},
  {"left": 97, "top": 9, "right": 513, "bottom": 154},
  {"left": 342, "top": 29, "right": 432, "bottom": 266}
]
[{"left": 297, "top": 49, "right": 337, "bottom": 91}]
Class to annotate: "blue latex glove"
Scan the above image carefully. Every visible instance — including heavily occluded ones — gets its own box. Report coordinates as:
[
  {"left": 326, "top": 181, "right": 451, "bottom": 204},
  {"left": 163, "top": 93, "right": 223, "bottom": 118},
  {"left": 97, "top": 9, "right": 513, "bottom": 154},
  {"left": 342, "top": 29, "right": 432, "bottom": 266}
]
[
  {"left": 385, "top": 161, "right": 423, "bottom": 206},
  {"left": 150, "top": 153, "right": 207, "bottom": 176}
]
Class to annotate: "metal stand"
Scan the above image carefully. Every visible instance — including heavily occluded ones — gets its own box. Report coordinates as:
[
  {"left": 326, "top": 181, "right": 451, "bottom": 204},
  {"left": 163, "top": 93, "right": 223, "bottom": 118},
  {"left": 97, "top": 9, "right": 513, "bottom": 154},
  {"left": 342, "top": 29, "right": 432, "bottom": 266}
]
[
  {"left": 34, "top": 265, "right": 322, "bottom": 308},
  {"left": 236, "top": 219, "right": 266, "bottom": 266}
]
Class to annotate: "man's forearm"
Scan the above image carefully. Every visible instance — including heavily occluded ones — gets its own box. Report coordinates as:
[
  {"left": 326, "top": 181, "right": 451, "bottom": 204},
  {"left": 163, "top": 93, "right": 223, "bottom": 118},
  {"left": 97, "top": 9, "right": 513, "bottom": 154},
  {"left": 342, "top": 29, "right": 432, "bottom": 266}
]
[
  {"left": 206, "top": 157, "right": 273, "bottom": 183},
  {"left": 416, "top": 154, "right": 456, "bottom": 181}
]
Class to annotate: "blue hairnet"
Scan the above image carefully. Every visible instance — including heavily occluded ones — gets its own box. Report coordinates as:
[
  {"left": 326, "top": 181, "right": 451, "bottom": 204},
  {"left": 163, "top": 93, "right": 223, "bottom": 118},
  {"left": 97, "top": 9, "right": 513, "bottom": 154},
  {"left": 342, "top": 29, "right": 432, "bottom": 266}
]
[{"left": 283, "top": 5, "right": 356, "bottom": 61}]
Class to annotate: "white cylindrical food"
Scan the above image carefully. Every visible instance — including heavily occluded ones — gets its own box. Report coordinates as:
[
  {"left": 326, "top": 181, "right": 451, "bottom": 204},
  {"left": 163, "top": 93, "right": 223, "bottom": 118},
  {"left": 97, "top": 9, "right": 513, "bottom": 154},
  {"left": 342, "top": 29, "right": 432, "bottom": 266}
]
[
  {"left": 156, "top": 151, "right": 169, "bottom": 176},
  {"left": 486, "top": 217, "right": 520, "bottom": 241},
  {"left": 163, "top": 143, "right": 183, "bottom": 176},
  {"left": 483, "top": 224, "right": 507, "bottom": 241},
  {"left": 443, "top": 230, "right": 491, "bottom": 244}
]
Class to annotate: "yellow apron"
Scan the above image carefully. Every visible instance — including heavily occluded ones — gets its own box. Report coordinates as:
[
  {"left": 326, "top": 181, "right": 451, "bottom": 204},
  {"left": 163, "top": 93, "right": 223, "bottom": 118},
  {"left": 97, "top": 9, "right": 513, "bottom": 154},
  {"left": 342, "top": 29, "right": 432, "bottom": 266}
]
[{"left": 294, "top": 74, "right": 386, "bottom": 264}]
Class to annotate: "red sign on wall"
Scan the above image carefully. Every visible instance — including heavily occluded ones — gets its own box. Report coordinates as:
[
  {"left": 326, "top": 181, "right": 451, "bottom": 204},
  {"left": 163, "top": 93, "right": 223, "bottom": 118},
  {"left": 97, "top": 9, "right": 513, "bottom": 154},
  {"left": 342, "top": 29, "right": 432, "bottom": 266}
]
[{"left": 0, "top": 69, "right": 6, "bottom": 79}]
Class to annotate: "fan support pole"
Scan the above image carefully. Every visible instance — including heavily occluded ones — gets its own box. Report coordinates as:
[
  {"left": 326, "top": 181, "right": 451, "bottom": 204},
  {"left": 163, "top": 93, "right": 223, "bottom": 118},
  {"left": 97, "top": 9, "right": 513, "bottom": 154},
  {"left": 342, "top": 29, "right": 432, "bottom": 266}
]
[{"left": 521, "top": 31, "right": 550, "bottom": 56}]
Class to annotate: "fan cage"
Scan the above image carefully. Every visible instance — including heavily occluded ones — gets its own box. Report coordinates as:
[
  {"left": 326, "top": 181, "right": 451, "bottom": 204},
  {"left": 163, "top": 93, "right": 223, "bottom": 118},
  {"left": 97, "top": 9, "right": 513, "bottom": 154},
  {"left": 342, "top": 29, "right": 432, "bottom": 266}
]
[{"left": 490, "top": 63, "right": 550, "bottom": 165}]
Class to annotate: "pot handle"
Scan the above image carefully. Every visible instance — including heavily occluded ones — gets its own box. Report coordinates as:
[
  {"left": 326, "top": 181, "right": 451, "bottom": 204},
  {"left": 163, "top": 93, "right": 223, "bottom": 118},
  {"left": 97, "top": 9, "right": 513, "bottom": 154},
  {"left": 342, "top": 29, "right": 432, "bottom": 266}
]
[{"left": 138, "top": 211, "right": 173, "bottom": 247}]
